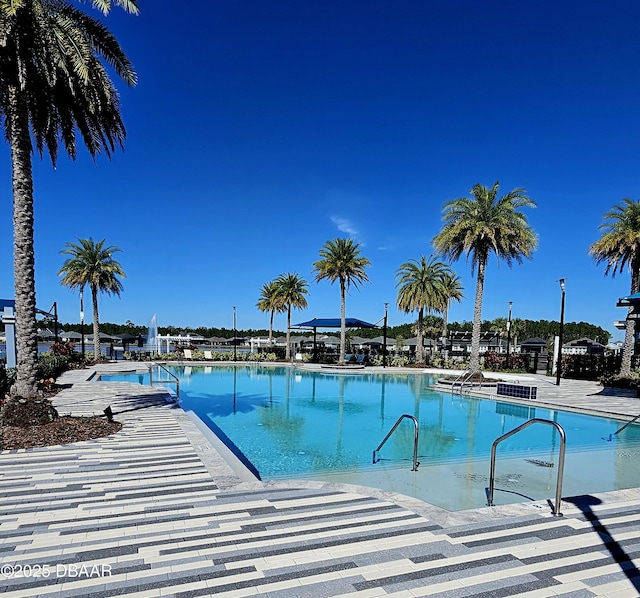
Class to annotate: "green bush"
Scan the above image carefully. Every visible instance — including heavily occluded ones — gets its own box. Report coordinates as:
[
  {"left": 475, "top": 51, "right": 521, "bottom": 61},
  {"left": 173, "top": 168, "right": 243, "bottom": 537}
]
[
  {"left": 390, "top": 356, "right": 411, "bottom": 367},
  {"left": 37, "top": 354, "right": 70, "bottom": 381}
]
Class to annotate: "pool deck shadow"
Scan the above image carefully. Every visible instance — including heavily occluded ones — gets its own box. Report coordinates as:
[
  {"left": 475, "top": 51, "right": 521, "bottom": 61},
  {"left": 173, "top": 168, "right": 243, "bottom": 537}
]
[{"left": 1, "top": 363, "right": 640, "bottom": 596}]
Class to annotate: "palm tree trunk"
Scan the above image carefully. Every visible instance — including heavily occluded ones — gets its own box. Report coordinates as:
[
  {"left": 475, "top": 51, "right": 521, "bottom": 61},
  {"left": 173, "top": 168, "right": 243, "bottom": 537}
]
[
  {"left": 285, "top": 306, "right": 291, "bottom": 360},
  {"left": 91, "top": 284, "right": 101, "bottom": 359},
  {"left": 268, "top": 310, "right": 274, "bottom": 347},
  {"left": 9, "top": 87, "right": 39, "bottom": 398},
  {"left": 620, "top": 265, "right": 639, "bottom": 377},
  {"left": 620, "top": 317, "right": 635, "bottom": 377},
  {"left": 442, "top": 303, "right": 449, "bottom": 359},
  {"left": 470, "top": 258, "right": 486, "bottom": 372},
  {"left": 339, "top": 279, "right": 346, "bottom": 363},
  {"left": 416, "top": 308, "right": 424, "bottom": 363}
]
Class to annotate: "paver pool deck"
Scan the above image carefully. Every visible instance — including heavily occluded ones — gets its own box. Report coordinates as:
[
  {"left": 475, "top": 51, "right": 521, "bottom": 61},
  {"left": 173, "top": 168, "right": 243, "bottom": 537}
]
[{"left": 2, "top": 363, "right": 640, "bottom": 597}]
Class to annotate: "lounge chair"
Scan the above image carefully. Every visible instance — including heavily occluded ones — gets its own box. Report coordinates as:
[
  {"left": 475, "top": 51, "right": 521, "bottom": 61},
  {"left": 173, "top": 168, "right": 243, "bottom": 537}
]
[
  {"left": 355, "top": 354, "right": 367, "bottom": 366},
  {"left": 183, "top": 348, "right": 193, "bottom": 360},
  {"left": 343, "top": 353, "right": 354, "bottom": 364},
  {"left": 204, "top": 350, "right": 213, "bottom": 360}
]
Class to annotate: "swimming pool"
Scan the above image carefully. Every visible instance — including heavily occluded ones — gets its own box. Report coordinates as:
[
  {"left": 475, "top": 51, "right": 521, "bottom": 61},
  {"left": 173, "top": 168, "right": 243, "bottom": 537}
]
[{"left": 100, "top": 365, "right": 640, "bottom": 511}]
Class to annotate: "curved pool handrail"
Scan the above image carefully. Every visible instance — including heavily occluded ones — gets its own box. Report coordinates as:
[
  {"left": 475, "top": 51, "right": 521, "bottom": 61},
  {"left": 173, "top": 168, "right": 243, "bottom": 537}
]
[
  {"left": 148, "top": 362, "right": 180, "bottom": 397},
  {"left": 373, "top": 414, "right": 420, "bottom": 471},
  {"left": 486, "top": 418, "right": 566, "bottom": 516}
]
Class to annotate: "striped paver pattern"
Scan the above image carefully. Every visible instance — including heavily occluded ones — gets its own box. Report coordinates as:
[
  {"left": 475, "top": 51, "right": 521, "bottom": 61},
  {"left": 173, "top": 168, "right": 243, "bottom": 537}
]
[{"left": 1, "top": 364, "right": 640, "bottom": 596}]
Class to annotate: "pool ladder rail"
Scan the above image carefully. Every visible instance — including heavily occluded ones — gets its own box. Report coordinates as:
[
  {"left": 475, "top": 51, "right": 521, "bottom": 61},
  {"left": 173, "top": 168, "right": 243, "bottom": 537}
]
[
  {"left": 486, "top": 418, "right": 567, "bottom": 516},
  {"left": 614, "top": 411, "right": 640, "bottom": 436},
  {"left": 147, "top": 363, "right": 180, "bottom": 397},
  {"left": 373, "top": 414, "right": 568, "bottom": 516},
  {"left": 449, "top": 369, "right": 481, "bottom": 396},
  {"left": 372, "top": 414, "right": 420, "bottom": 471}
]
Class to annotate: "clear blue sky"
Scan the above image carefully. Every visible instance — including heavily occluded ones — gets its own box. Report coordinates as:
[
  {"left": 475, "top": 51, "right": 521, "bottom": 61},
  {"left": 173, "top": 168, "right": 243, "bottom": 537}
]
[{"left": 1, "top": 0, "right": 639, "bottom": 339}]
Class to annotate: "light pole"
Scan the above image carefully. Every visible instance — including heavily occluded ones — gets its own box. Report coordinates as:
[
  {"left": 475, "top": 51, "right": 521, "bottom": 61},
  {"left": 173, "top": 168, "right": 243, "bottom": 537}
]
[
  {"left": 383, "top": 302, "right": 388, "bottom": 368},
  {"left": 53, "top": 301, "right": 59, "bottom": 345},
  {"left": 556, "top": 279, "right": 566, "bottom": 386},
  {"left": 233, "top": 306, "right": 237, "bottom": 362},
  {"left": 506, "top": 301, "right": 512, "bottom": 369},
  {"left": 80, "top": 287, "right": 85, "bottom": 358}
]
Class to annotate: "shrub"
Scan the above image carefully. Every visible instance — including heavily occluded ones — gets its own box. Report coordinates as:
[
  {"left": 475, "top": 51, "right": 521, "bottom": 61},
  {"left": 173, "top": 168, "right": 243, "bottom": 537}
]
[
  {"left": 390, "top": 356, "right": 410, "bottom": 367},
  {"left": 37, "top": 354, "right": 70, "bottom": 381},
  {"left": 505, "top": 354, "right": 527, "bottom": 372},
  {"left": 430, "top": 356, "right": 467, "bottom": 370},
  {"left": 49, "top": 342, "right": 75, "bottom": 356},
  {"left": 482, "top": 351, "right": 504, "bottom": 372},
  {"left": 261, "top": 352, "right": 279, "bottom": 362}
]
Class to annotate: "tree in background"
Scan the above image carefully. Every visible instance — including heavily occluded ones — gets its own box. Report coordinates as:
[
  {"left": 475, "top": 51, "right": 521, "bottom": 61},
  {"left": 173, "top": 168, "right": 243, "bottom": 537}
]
[
  {"left": 59, "top": 238, "right": 125, "bottom": 358},
  {"left": 433, "top": 181, "right": 537, "bottom": 371},
  {"left": 589, "top": 198, "right": 640, "bottom": 377},
  {"left": 274, "top": 273, "right": 309, "bottom": 359},
  {"left": 2, "top": 0, "right": 137, "bottom": 399},
  {"left": 395, "top": 256, "right": 450, "bottom": 364},
  {"left": 439, "top": 270, "right": 464, "bottom": 357},
  {"left": 313, "top": 238, "right": 371, "bottom": 363},
  {"left": 256, "top": 281, "right": 285, "bottom": 347}
]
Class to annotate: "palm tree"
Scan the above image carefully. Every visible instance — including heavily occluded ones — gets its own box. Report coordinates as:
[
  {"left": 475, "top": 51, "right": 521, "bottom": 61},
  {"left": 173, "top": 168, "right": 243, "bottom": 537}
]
[
  {"left": 439, "top": 270, "right": 464, "bottom": 357},
  {"left": 395, "top": 256, "right": 449, "bottom": 364},
  {"left": 433, "top": 182, "right": 537, "bottom": 372},
  {"left": 59, "top": 238, "right": 125, "bottom": 358},
  {"left": 313, "top": 238, "right": 371, "bottom": 363},
  {"left": 274, "top": 273, "right": 309, "bottom": 359},
  {"left": 256, "top": 280, "right": 285, "bottom": 347},
  {"left": 589, "top": 198, "right": 640, "bottom": 377},
  {"left": 2, "top": 0, "right": 137, "bottom": 397}
]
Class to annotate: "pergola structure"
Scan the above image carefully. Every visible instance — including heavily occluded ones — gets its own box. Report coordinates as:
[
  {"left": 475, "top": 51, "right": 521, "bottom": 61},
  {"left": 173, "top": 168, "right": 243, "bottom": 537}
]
[{"left": 293, "top": 317, "right": 380, "bottom": 363}]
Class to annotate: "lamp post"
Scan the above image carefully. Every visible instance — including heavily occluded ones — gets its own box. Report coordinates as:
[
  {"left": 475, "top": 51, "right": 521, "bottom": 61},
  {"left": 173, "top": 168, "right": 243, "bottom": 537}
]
[
  {"left": 53, "top": 301, "right": 59, "bottom": 345},
  {"left": 556, "top": 279, "right": 566, "bottom": 386},
  {"left": 80, "top": 287, "right": 85, "bottom": 358},
  {"left": 506, "top": 301, "right": 512, "bottom": 369},
  {"left": 383, "top": 302, "right": 388, "bottom": 368},
  {"left": 233, "top": 306, "right": 237, "bottom": 362}
]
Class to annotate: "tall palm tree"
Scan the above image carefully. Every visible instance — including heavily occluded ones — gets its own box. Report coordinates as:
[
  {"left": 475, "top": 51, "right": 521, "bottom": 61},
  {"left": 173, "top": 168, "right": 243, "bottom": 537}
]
[
  {"left": 433, "top": 182, "right": 537, "bottom": 371},
  {"left": 439, "top": 270, "right": 464, "bottom": 357},
  {"left": 313, "top": 238, "right": 371, "bottom": 363},
  {"left": 59, "top": 238, "right": 125, "bottom": 358},
  {"left": 589, "top": 198, "right": 640, "bottom": 377},
  {"left": 395, "top": 255, "right": 449, "bottom": 364},
  {"left": 274, "top": 273, "right": 309, "bottom": 359},
  {"left": 2, "top": 0, "right": 137, "bottom": 397},
  {"left": 256, "top": 280, "right": 285, "bottom": 347}
]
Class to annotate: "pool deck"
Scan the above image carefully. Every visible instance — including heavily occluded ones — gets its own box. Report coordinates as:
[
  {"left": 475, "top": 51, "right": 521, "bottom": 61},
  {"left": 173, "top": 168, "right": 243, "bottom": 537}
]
[{"left": 2, "top": 363, "right": 640, "bottom": 597}]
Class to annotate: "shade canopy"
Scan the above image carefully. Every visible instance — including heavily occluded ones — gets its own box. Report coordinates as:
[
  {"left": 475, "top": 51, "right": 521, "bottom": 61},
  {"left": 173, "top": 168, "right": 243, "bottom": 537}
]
[
  {"left": 617, "top": 293, "right": 640, "bottom": 307},
  {"left": 293, "top": 317, "right": 378, "bottom": 329}
]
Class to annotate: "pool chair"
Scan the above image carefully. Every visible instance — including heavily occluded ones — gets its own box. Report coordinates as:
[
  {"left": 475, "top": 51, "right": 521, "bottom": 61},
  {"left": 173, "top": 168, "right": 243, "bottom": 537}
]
[
  {"left": 183, "top": 348, "right": 193, "bottom": 360},
  {"left": 204, "top": 350, "right": 213, "bottom": 360},
  {"left": 343, "top": 353, "right": 355, "bottom": 364},
  {"left": 355, "top": 354, "right": 367, "bottom": 366}
]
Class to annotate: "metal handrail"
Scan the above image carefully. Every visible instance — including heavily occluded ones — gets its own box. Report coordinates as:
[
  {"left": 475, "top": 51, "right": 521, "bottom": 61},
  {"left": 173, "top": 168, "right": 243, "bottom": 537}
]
[
  {"left": 450, "top": 369, "right": 479, "bottom": 395},
  {"left": 486, "top": 418, "right": 566, "bottom": 516},
  {"left": 372, "top": 414, "right": 420, "bottom": 471},
  {"left": 615, "top": 412, "right": 640, "bottom": 436},
  {"left": 148, "top": 363, "right": 180, "bottom": 397}
]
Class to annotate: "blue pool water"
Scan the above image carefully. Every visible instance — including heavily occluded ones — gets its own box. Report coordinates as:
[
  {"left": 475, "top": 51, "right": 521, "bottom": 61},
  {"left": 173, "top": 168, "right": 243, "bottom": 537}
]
[{"left": 101, "top": 365, "right": 640, "bottom": 511}]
